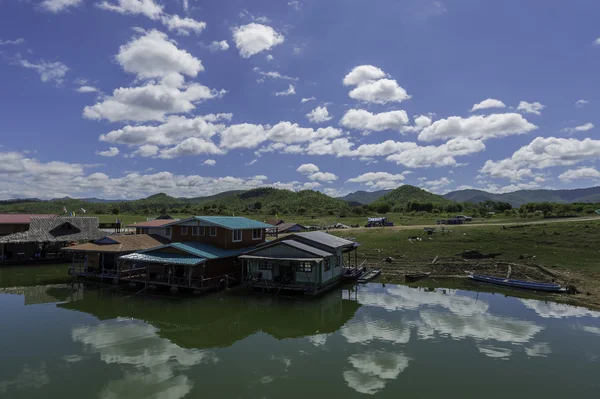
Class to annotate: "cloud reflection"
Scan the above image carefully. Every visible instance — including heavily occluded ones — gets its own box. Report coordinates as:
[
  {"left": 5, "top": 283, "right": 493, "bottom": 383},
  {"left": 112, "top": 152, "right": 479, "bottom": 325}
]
[
  {"left": 343, "top": 351, "right": 411, "bottom": 395},
  {"left": 519, "top": 300, "right": 600, "bottom": 319}
]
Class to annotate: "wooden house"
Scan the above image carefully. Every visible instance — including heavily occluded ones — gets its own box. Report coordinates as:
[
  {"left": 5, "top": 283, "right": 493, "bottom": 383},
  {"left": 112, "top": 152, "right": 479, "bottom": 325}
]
[
  {"left": 272, "top": 222, "right": 307, "bottom": 234},
  {"left": 0, "top": 214, "right": 57, "bottom": 236},
  {"left": 240, "top": 231, "right": 360, "bottom": 295},
  {"left": 127, "top": 219, "right": 175, "bottom": 239}
]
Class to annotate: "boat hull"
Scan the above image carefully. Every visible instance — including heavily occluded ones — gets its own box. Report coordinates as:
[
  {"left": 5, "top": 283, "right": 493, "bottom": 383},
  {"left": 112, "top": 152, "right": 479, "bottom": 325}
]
[
  {"left": 468, "top": 274, "right": 564, "bottom": 292},
  {"left": 358, "top": 269, "right": 381, "bottom": 283}
]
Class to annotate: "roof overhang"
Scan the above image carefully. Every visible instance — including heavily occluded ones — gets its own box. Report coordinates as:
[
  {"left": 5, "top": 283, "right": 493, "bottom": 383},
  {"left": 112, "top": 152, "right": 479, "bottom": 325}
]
[{"left": 239, "top": 255, "right": 324, "bottom": 262}]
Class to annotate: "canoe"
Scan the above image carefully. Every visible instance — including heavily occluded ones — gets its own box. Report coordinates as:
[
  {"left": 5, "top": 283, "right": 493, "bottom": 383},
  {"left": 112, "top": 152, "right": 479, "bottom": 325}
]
[
  {"left": 405, "top": 272, "right": 431, "bottom": 282},
  {"left": 358, "top": 269, "right": 381, "bottom": 283},
  {"left": 341, "top": 267, "right": 365, "bottom": 282},
  {"left": 467, "top": 274, "right": 565, "bottom": 292}
]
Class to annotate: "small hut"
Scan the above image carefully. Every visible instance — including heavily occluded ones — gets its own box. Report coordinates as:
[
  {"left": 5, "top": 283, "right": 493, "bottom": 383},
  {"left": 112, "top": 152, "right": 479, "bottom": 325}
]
[{"left": 0, "top": 217, "right": 105, "bottom": 262}]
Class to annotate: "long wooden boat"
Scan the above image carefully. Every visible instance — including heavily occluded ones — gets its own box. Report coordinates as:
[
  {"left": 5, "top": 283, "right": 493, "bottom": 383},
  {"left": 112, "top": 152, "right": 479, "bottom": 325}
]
[
  {"left": 405, "top": 272, "right": 431, "bottom": 282},
  {"left": 358, "top": 269, "right": 381, "bottom": 283},
  {"left": 342, "top": 267, "right": 365, "bottom": 282},
  {"left": 468, "top": 274, "right": 565, "bottom": 292}
]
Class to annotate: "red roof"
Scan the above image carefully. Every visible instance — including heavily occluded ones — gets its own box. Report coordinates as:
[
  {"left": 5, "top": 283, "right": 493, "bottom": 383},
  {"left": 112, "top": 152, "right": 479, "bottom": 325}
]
[
  {"left": 127, "top": 219, "right": 174, "bottom": 228},
  {"left": 0, "top": 214, "right": 57, "bottom": 225}
]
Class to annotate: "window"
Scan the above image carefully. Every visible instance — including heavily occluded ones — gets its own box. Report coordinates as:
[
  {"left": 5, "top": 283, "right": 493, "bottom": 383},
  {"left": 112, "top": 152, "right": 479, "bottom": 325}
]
[
  {"left": 199, "top": 226, "right": 205, "bottom": 236},
  {"left": 165, "top": 228, "right": 172, "bottom": 237},
  {"left": 296, "top": 262, "right": 312, "bottom": 273},
  {"left": 192, "top": 226, "right": 199, "bottom": 236},
  {"left": 259, "top": 261, "right": 272, "bottom": 270},
  {"left": 209, "top": 226, "right": 217, "bottom": 236},
  {"left": 252, "top": 228, "right": 263, "bottom": 240},
  {"left": 181, "top": 226, "right": 188, "bottom": 235},
  {"left": 324, "top": 258, "right": 331, "bottom": 272},
  {"left": 233, "top": 229, "right": 242, "bottom": 242},
  {"left": 141, "top": 228, "right": 149, "bottom": 234}
]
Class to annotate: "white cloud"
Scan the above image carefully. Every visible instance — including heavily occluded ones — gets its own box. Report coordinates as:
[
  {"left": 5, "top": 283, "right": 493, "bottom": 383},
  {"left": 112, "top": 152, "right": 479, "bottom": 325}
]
[
  {"left": 19, "top": 59, "right": 68, "bottom": 84},
  {"left": 343, "top": 65, "right": 387, "bottom": 86},
  {"left": 158, "top": 138, "right": 223, "bottom": 159},
  {"left": 340, "top": 109, "right": 409, "bottom": 132},
  {"left": 116, "top": 30, "right": 203, "bottom": 79},
  {"left": 161, "top": 15, "right": 207, "bottom": 36},
  {"left": 575, "top": 99, "right": 589, "bottom": 107},
  {"left": 288, "top": 0, "right": 301, "bottom": 10},
  {"left": 275, "top": 84, "right": 296, "bottom": 96},
  {"left": 301, "top": 97, "right": 315, "bottom": 103},
  {"left": 308, "top": 172, "right": 337, "bottom": 182},
  {"left": 561, "top": 122, "right": 594, "bottom": 134},
  {"left": 265, "top": 54, "right": 274, "bottom": 61},
  {"left": 418, "top": 113, "right": 537, "bottom": 142},
  {"left": 347, "top": 172, "right": 410, "bottom": 189},
  {"left": 253, "top": 67, "right": 298, "bottom": 82},
  {"left": 100, "top": 115, "right": 225, "bottom": 147},
  {"left": 219, "top": 123, "right": 267, "bottom": 149},
  {"left": 422, "top": 177, "right": 452, "bottom": 193},
  {"left": 306, "top": 106, "right": 333, "bottom": 123},
  {"left": 97, "top": 0, "right": 163, "bottom": 20},
  {"left": 201, "top": 159, "right": 215, "bottom": 167},
  {"left": 232, "top": 23, "right": 284, "bottom": 58},
  {"left": 296, "top": 163, "right": 320, "bottom": 174},
  {"left": 516, "top": 101, "right": 545, "bottom": 115},
  {"left": 470, "top": 98, "right": 506, "bottom": 112},
  {"left": 132, "top": 144, "right": 159, "bottom": 157},
  {"left": 267, "top": 122, "right": 342, "bottom": 144},
  {"left": 0, "top": 38, "right": 24, "bottom": 45},
  {"left": 400, "top": 115, "right": 432, "bottom": 133},
  {"left": 481, "top": 137, "right": 600, "bottom": 181},
  {"left": 343, "top": 65, "right": 410, "bottom": 104},
  {"left": 76, "top": 85, "right": 99, "bottom": 93},
  {"left": 96, "top": 147, "right": 120, "bottom": 157},
  {"left": 594, "top": 38, "right": 600, "bottom": 45},
  {"left": 40, "top": 0, "right": 82, "bottom": 13},
  {"left": 343, "top": 351, "right": 411, "bottom": 395},
  {"left": 387, "top": 138, "right": 485, "bottom": 168},
  {"left": 84, "top": 74, "right": 222, "bottom": 122},
  {"left": 558, "top": 167, "right": 600, "bottom": 181},
  {"left": 209, "top": 40, "right": 229, "bottom": 52}
]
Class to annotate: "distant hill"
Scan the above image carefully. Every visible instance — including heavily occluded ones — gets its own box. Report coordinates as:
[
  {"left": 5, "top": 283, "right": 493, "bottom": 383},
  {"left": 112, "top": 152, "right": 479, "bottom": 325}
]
[
  {"left": 339, "top": 190, "right": 392, "bottom": 204},
  {"left": 372, "top": 185, "right": 452, "bottom": 209},
  {"left": 444, "top": 186, "right": 600, "bottom": 207}
]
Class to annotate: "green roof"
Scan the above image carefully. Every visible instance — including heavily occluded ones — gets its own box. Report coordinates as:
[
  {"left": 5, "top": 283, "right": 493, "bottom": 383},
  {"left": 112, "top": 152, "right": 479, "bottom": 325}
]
[
  {"left": 165, "top": 216, "right": 272, "bottom": 230},
  {"left": 120, "top": 252, "right": 204, "bottom": 266},
  {"left": 164, "top": 242, "right": 251, "bottom": 259}
]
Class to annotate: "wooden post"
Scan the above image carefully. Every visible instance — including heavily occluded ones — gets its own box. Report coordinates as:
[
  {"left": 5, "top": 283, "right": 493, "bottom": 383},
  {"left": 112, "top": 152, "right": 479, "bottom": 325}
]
[
  {"left": 145, "top": 265, "right": 149, "bottom": 294},
  {"left": 354, "top": 248, "right": 357, "bottom": 269},
  {"left": 188, "top": 266, "right": 193, "bottom": 287}
]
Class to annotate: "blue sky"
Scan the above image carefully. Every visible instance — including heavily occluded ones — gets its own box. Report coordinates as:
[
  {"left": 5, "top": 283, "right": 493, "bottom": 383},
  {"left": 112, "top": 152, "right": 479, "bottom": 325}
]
[{"left": 1, "top": 0, "right": 600, "bottom": 200}]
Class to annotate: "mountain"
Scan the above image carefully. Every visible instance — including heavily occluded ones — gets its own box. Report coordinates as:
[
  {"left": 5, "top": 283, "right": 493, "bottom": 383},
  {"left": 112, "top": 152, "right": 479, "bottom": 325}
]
[
  {"left": 372, "top": 185, "right": 452, "bottom": 209},
  {"left": 444, "top": 186, "right": 600, "bottom": 207},
  {"left": 339, "top": 190, "right": 392, "bottom": 204}
]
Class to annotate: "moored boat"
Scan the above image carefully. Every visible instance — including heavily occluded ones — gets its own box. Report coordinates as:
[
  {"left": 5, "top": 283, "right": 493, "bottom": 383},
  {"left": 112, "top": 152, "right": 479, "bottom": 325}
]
[
  {"left": 467, "top": 274, "right": 565, "bottom": 292},
  {"left": 405, "top": 272, "right": 431, "bottom": 282},
  {"left": 342, "top": 267, "right": 365, "bottom": 282},
  {"left": 357, "top": 269, "right": 381, "bottom": 283}
]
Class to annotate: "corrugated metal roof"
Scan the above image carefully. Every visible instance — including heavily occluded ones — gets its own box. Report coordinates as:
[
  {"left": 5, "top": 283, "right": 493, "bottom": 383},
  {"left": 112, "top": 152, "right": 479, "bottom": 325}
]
[
  {"left": 126, "top": 219, "right": 174, "bottom": 228},
  {"left": 63, "top": 234, "right": 170, "bottom": 253},
  {"left": 119, "top": 252, "right": 204, "bottom": 266},
  {"left": 291, "top": 231, "right": 356, "bottom": 249},
  {"left": 0, "top": 214, "right": 57, "bottom": 224},
  {"left": 139, "top": 241, "right": 253, "bottom": 260},
  {"left": 164, "top": 216, "right": 272, "bottom": 230},
  {"left": 280, "top": 240, "right": 332, "bottom": 257}
]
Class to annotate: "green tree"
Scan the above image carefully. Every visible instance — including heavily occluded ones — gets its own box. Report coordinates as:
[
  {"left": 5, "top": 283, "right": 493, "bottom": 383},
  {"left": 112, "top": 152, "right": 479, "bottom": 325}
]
[
  {"left": 111, "top": 207, "right": 120, "bottom": 215},
  {"left": 375, "top": 203, "right": 391, "bottom": 214}
]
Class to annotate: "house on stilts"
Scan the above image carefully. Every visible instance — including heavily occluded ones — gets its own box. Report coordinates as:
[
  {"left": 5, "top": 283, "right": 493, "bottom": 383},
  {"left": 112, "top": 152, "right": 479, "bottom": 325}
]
[{"left": 240, "top": 231, "right": 360, "bottom": 295}]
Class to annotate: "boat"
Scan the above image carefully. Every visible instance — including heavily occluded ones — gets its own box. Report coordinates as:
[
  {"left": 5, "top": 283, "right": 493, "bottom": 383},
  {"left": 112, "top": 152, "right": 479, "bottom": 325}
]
[
  {"left": 405, "top": 272, "right": 431, "bottom": 282},
  {"left": 357, "top": 269, "right": 381, "bottom": 283},
  {"left": 467, "top": 274, "right": 566, "bottom": 292},
  {"left": 341, "top": 267, "right": 365, "bottom": 282}
]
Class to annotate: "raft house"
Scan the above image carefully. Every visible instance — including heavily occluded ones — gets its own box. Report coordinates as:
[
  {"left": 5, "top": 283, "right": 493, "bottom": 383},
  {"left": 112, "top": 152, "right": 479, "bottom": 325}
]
[
  {"left": 0, "top": 216, "right": 105, "bottom": 263},
  {"left": 240, "top": 231, "right": 361, "bottom": 295}
]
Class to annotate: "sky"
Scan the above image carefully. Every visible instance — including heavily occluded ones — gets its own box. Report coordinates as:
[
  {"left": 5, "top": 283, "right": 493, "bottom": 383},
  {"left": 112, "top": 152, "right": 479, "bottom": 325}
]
[{"left": 1, "top": 0, "right": 600, "bottom": 200}]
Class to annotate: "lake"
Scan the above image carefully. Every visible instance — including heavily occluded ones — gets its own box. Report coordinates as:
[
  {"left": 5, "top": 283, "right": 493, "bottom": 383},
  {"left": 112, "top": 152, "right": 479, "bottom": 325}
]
[{"left": 1, "top": 271, "right": 600, "bottom": 398}]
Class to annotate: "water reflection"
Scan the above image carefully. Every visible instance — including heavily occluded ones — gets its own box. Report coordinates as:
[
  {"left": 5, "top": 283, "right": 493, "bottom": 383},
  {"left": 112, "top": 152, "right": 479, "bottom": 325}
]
[
  {"left": 524, "top": 342, "right": 552, "bottom": 358},
  {"left": 343, "top": 351, "right": 411, "bottom": 395},
  {"left": 519, "top": 299, "right": 600, "bottom": 319},
  {"left": 0, "top": 363, "right": 49, "bottom": 394}
]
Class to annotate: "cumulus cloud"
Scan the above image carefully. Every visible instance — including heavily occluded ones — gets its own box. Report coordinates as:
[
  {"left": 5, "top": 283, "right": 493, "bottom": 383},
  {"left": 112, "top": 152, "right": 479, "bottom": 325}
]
[
  {"left": 296, "top": 163, "right": 336, "bottom": 183},
  {"left": 347, "top": 172, "right": 410, "bottom": 189},
  {"left": 340, "top": 109, "right": 409, "bottom": 132},
  {"left": 203, "top": 159, "right": 216, "bottom": 166},
  {"left": 209, "top": 40, "right": 229, "bottom": 52},
  {"left": 561, "top": 122, "right": 594, "bottom": 135},
  {"left": 19, "top": 59, "right": 68, "bottom": 84},
  {"left": 158, "top": 138, "right": 223, "bottom": 159},
  {"left": 40, "top": 0, "right": 82, "bottom": 13},
  {"left": 422, "top": 177, "right": 453, "bottom": 193},
  {"left": 116, "top": 30, "right": 204, "bottom": 79},
  {"left": 301, "top": 97, "right": 315, "bottom": 103},
  {"left": 275, "top": 84, "right": 296, "bottom": 96},
  {"left": 97, "top": 0, "right": 164, "bottom": 20},
  {"left": 76, "top": 85, "right": 99, "bottom": 93},
  {"left": 132, "top": 144, "right": 159, "bottom": 157},
  {"left": 418, "top": 113, "right": 537, "bottom": 142},
  {"left": 306, "top": 106, "right": 332, "bottom": 123},
  {"left": 232, "top": 23, "right": 284, "bottom": 58},
  {"left": 481, "top": 137, "right": 600, "bottom": 181},
  {"left": 0, "top": 38, "right": 25, "bottom": 45},
  {"left": 387, "top": 138, "right": 485, "bottom": 168},
  {"left": 96, "top": 147, "right": 120, "bottom": 157},
  {"left": 516, "top": 101, "right": 545, "bottom": 115},
  {"left": 343, "top": 65, "right": 410, "bottom": 104},
  {"left": 558, "top": 167, "right": 600, "bottom": 181},
  {"left": 470, "top": 98, "right": 506, "bottom": 112},
  {"left": 296, "top": 163, "right": 320, "bottom": 174},
  {"left": 219, "top": 123, "right": 268, "bottom": 149},
  {"left": 400, "top": 115, "right": 432, "bottom": 133},
  {"left": 288, "top": 0, "right": 301, "bottom": 10},
  {"left": 160, "top": 14, "right": 207, "bottom": 36},
  {"left": 594, "top": 38, "right": 600, "bottom": 45},
  {"left": 575, "top": 99, "right": 589, "bottom": 107}
]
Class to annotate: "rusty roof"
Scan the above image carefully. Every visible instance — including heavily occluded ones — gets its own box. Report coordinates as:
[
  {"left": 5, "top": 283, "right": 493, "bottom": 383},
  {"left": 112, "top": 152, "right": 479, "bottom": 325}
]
[
  {"left": 0, "top": 214, "right": 57, "bottom": 224},
  {"left": 126, "top": 219, "right": 175, "bottom": 228},
  {"left": 63, "top": 234, "right": 170, "bottom": 253}
]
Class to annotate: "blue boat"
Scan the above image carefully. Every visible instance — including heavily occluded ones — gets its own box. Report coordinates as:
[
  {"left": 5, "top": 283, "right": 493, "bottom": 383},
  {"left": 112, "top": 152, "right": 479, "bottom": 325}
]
[{"left": 467, "top": 274, "right": 566, "bottom": 292}]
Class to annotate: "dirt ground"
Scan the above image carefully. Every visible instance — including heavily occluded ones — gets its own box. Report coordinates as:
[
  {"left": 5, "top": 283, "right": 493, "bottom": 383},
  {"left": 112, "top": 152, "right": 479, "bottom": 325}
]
[{"left": 373, "top": 258, "right": 600, "bottom": 310}]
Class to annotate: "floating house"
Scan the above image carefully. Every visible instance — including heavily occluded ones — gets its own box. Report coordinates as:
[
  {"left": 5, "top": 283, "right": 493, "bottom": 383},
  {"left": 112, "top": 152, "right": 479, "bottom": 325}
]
[
  {"left": 0, "top": 217, "right": 105, "bottom": 262},
  {"left": 127, "top": 219, "right": 175, "bottom": 239},
  {"left": 240, "top": 231, "right": 360, "bottom": 295},
  {"left": 0, "top": 214, "right": 57, "bottom": 237},
  {"left": 64, "top": 234, "right": 171, "bottom": 278}
]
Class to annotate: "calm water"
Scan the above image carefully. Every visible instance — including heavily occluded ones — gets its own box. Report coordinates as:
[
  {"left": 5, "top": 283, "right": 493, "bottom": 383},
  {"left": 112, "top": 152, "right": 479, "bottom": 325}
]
[{"left": 1, "top": 278, "right": 600, "bottom": 398}]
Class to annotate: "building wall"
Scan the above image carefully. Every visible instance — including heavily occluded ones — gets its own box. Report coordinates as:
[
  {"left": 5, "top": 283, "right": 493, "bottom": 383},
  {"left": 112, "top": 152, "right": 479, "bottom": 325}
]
[
  {"left": 0, "top": 224, "right": 29, "bottom": 236},
  {"left": 135, "top": 227, "right": 171, "bottom": 239},
  {"left": 171, "top": 224, "right": 265, "bottom": 249}
]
